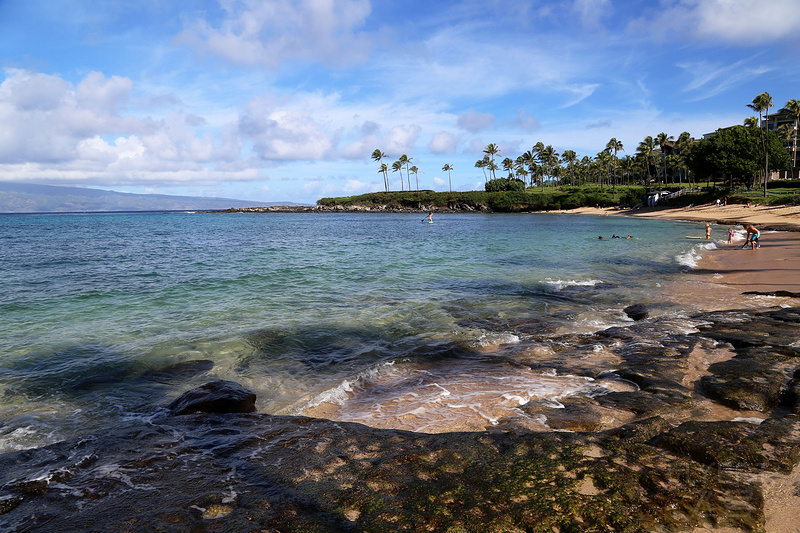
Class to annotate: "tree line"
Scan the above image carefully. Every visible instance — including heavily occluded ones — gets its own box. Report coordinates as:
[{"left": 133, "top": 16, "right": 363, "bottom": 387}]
[{"left": 371, "top": 93, "right": 799, "bottom": 196}]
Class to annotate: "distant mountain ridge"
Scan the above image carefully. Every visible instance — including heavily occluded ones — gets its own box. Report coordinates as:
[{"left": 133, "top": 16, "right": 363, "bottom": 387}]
[{"left": 0, "top": 182, "right": 300, "bottom": 213}]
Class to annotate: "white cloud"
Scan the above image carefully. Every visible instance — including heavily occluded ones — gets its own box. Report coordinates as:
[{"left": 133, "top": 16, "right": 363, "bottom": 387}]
[
  {"left": 512, "top": 109, "right": 540, "bottom": 132},
  {"left": 76, "top": 71, "right": 132, "bottom": 115},
  {"left": 458, "top": 110, "right": 495, "bottom": 132},
  {"left": 385, "top": 125, "right": 421, "bottom": 157},
  {"left": 176, "top": 0, "right": 372, "bottom": 69},
  {"left": 630, "top": 0, "right": 800, "bottom": 45},
  {"left": 428, "top": 132, "right": 458, "bottom": 154}
]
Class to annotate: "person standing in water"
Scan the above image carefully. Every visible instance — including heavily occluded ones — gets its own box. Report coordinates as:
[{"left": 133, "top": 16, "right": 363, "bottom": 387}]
[
  {"left": 705, "top": 223, "right": 711, "bottom": 239},
  {"left": 728, "top": 227, "right": 734, "bottom": 246},
  {"left": 744, "top": 224, "right": 760, "bottom": 249}
]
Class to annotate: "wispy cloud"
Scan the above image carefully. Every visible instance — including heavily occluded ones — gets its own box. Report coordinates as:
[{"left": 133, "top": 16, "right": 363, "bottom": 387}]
[
  {"left": 175, "top": 0, "right": 373, "bottom": 68},
  {"left": 678, "top": 58, "right": 773, "bottom": 100}
]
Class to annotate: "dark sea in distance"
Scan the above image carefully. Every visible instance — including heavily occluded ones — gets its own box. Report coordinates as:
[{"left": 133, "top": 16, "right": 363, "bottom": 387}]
[{"left": 0, "top": 211, "right": 766, "bottom": 450}]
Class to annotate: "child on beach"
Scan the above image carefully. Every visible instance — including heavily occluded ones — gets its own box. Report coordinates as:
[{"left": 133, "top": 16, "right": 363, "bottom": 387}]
[{"left": 728, "top": 227, "right": 734, "bottom": 245}]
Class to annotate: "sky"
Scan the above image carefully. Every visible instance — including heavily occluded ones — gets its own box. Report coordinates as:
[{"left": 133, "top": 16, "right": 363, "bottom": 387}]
[{"left": 1, "top": 0, "right": 799, "bottom": 205}]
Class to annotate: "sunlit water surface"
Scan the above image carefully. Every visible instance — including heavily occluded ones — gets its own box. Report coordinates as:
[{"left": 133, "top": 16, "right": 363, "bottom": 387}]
[{"left": 0, "top": 211, "right": 741, "bottom": 449}]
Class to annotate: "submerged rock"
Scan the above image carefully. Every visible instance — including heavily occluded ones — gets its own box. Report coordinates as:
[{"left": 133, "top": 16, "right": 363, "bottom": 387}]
[
  {"left": 140, "top": 359, "right": 215, "bottom": 384},
  {"left": 167, "top": 380, "right": 256, "bottom": 415},
  {"left": 623, "top": 303, "right": 649, "bottom": 321}
]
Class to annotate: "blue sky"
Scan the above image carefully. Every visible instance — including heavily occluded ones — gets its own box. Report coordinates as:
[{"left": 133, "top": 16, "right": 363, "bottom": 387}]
[{"left": 1, "top": 0, "right": 799, "bottom": 204}]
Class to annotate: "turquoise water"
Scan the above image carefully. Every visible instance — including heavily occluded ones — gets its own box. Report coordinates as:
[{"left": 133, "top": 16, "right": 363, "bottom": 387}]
[{"left": 1, "top": 211, "right": 712, "bottom": 448}]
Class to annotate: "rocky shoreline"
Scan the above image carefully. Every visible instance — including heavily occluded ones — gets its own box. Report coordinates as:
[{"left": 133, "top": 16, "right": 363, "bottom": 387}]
[
  {"left": 215, "top": 203, "right": 493, "bottom": 213},
  {"left": 2, "top": 306, "right": 799, "bottom": 532}
]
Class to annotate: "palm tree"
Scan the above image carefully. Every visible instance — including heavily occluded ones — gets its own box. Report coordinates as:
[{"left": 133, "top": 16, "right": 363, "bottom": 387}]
[
  {"left": 637, "top": 136, "right": 656, "bottom": 188},
  {"left": 561, "top": 150, "right": 577, "bottom": 186},
  {"left": 410, "top": 165, "right": 421, "bottom": 190},
  {"left": 501, "top": 157, "right": 515, "bottom": 178},
  {"left": 371, "top": 149, "right": 389, "bottom": 191},
  {"left": 674, "top": 132, "right": 693, "bottom": 185},
  {"left": 442, "top": 163, "right": 453, "bottom": 192},
  {"left": 399, "top": 154, "right": 413, "bottom": 191},
  {"left": 391, "top": 160, "right": 404, "bottom": 191},
  {"left": 486, "top": 158, "right": 499, "bottom": 183},
  {"left": 786, "top": 98, "right": 800, "bottom": 179},
  {"left": 483, "top": 144, "right": 500, "bottom": 180},
  {"left": 605, "top": 138, "right": 624, "bottom": 189},
  {"left": 744, "top": 116, "right": 759, "bottom": 129},
  {"left": 378, "top": 163, "right": 389, "bottom": 191},
  {"left": 654, "top": 132, "right": 674, "bottom": 184},
  {"left": 748, "top": 92, "right": 773, "bottom": 196},
  {"left": 475, "top": 158, "right": 487, "bottom": 182},
  {"left": 372, "top": 148, "right": 389, "bottom": 192},
  {"left": 521, "top": 150, "right": 537, "bottom": 187},
  {"left": 579, "top": 155, "right": 593, "bottom": 187},
  {"left": 515, "top": 166, "right": 529, "bottom": 184}
]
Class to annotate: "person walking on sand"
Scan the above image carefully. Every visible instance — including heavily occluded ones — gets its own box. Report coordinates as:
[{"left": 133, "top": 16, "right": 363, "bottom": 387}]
[
  {"left": 705, "top": 223, "right": 711, "bottom": 239},
  {"left": 744, "top": 224, "right": 760, "bottom": 250}
]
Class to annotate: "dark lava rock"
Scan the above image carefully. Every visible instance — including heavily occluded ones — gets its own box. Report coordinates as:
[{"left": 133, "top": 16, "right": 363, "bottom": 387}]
[
  {"left": 654, "top": 418, "right": 800, "bottom": 473},
  {"left": 3, "top": 307, "right": 800, "bottom": 532},
  {"left": 623, "top": 303, "right": 649, "bottom": 321},
  {"left": 699, "top": 344, "right": 799, "bottom": 412},
  {"left": 0, "top": 413, "right": 775, "bottom": 533},
  {"left": 701, "top": 365, "right": 786, "bottom": 412},
  {"left": 743, "top": 290, "right": 800, "bottom": 298},
  {"left": 783, "top": 369, "right": 800, "bottom": 413},
  {"left": 696, "top": 307, "right": 800, "bottom": 349},
  {"left": 605, "top": 415, "right": 672, "bottom": 443},
  {"left": 520, "top": 395, "right": 629, "bottom": 432},
  {"left": 167, "top": 380, "right": 256, "bottom": 415}
]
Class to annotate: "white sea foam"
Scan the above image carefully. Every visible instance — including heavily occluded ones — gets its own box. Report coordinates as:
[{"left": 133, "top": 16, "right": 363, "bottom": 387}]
[
  {"left": 300, "top": 360, "right": 640, "bottom": 433},
  {"left": 301, "top": 361, "right": 398, "bottom": 409},
  {"left": 676, "top": 248, "right": 702, "bottom": 268},
  {"left": 732, "top": 417, "right": 765, "bottom": 425},
  {"left": 543, "top": 279, "right": 604, "bottom": 291},
  {"left": 474, "top": 332, "right": 520, "bottom": 348}
]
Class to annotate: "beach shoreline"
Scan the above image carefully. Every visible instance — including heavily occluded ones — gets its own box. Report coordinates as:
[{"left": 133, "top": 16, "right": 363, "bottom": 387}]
[
  {"left": 559, "top": 202, "right": 800, "bottom": 297},
  {"left": 564, "top": 203, "right": 800, "bottom": 533},
  {"left": 560, "top": 202, "right": 800, "bottom": 232}
]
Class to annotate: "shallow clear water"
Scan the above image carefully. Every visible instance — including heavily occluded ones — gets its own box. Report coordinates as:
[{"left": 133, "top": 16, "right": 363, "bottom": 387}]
[{"left": 0, "top": 211, "right": 714, "bottom": 449}]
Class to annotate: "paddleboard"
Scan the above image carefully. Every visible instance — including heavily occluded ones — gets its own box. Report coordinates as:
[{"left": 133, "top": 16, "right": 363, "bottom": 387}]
[{"left": 686, "top": 236, "right": 704, "bottom": 239}]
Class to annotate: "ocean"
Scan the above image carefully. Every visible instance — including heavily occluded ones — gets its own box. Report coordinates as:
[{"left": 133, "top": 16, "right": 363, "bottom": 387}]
[{"left": 0, "top": 211, "right": 732, "bottom": 451}]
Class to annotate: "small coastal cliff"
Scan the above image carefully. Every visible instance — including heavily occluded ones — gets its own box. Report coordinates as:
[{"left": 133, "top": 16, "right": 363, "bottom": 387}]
[{"left": 2, "top": 306, "right": 800, "bottom": 532}]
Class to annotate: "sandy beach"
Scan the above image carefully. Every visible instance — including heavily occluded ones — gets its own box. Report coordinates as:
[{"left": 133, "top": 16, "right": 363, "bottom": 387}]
[{"left": 565, "top": 202, "right": 800, "bottom": 294}]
